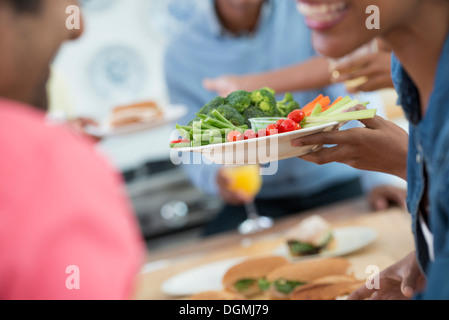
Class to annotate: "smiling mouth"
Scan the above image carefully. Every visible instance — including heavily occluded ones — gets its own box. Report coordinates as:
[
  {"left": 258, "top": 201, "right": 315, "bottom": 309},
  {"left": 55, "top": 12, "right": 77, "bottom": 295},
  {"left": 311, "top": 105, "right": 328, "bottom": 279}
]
[{"left": 297, "top": 1, "right": 349, "bottom": 30}]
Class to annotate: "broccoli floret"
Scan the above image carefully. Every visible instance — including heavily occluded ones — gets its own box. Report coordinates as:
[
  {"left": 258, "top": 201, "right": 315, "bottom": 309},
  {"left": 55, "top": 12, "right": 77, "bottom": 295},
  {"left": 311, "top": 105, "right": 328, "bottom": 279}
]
[
  {"left": 199, "top": 96, "right": 228, "bottom": 115},
  {"left": 242, "top": 106, "right": 272, "bottom": 126},
  {"left": 273, "top": 108, "right": 284, "bottom": 117},
  {"left": 276, "top": 93, "right": 300, "bottom": 117},
  {"left": 250, "top": 88, "right": 277, "bottom": 116},
  {"left": 227, "top": 90, "right": 252, "bottom": 113},
  {"left": 188, "top": 96, "right": 228, "bottom": 125},
  {"left": 210, "top": 105, "right": 246, "bottom": 126},
  {"left": 261, "top": 87, "right": 276, "bottom": 96}
]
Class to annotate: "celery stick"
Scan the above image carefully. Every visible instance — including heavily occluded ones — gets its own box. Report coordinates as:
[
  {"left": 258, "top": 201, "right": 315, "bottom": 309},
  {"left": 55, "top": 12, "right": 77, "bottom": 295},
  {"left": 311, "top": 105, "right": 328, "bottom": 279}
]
[
  {"left": 301, "top": 121, "right": 332, "bottom": 129},
  {"left": 318, "top": 96, "right": 352, "bottom": 117},
  {"left": 327, "top": 101, "right": 370, "bottom": 116},
  {"left": 305, "top": 109, "right": 377, "bottom": 123},
  {"left": 310, "top": 104, "right": 322, "bottom": 116},
  {"left": 325, "top": 100, "right": 361, "bottom": 115}
]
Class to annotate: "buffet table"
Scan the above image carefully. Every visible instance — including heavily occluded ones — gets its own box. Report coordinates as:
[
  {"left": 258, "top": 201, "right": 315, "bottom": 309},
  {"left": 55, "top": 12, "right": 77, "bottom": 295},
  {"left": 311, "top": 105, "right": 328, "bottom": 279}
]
[{"left": 133, "top": 198, "right": 414, "bottom": 300}]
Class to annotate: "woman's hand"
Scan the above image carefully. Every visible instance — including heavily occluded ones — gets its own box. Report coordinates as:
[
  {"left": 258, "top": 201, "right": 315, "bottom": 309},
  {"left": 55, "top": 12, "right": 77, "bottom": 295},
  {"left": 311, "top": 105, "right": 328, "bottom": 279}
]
[
  {"left": 368, "top": 185, "right": 407, "bottom": 211},
  {"left": 66, "top": 117, "right": 102, "bottom": 143},
  {"left": 332, "top": 51, "right": 394, "bottom": 93},
  {"left": 203, "top": 56, "right": 333, "bottom": 96},
  {"left": 291, "top": 115, "right": 409, "bottom": 180},
  {"left": 203, "top": 76, "right": 249, "bottom": 97},
  {"left": 348, "top": 251, "right": 426, "bottom": 300}
]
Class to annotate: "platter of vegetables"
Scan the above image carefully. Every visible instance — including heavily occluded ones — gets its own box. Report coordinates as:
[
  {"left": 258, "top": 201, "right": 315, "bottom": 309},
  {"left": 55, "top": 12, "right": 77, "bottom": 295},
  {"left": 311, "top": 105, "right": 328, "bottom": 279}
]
[{"left": 170, "top": 88, "right": 376, "bottom": 165}]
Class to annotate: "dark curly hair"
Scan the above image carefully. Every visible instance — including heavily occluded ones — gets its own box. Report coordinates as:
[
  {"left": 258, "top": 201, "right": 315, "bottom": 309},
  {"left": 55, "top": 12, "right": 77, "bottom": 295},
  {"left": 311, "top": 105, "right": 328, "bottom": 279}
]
[{"left": 1, "top": 0, "right": 42, "bottom": 13}]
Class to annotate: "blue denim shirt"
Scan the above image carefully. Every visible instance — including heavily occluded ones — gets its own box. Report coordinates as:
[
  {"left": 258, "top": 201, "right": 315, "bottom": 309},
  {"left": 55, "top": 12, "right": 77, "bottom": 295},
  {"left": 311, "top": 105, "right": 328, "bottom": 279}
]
[{"left": 391, "top": 32, "right": 449, "bottom": 299}]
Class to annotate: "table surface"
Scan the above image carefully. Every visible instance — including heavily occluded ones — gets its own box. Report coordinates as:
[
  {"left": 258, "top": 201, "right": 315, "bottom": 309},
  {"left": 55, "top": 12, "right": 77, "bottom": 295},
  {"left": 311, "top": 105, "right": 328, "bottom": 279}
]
[{"left": 132, "top": 198, "right": 415, "bottom": 300}]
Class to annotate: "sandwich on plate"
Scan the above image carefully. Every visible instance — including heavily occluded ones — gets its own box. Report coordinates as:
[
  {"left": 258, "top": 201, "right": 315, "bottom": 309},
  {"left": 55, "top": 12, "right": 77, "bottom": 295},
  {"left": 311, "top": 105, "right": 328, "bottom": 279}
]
[
  {"left": 109, "top": 101, "right": 163, "bottom": 128},
  {"left": 264, "top": 257, "right": 351, "bottom": 299},
  {"left": 222, "top": 256, "right": 289, "bottom": 298},
  {"left": 285, "top": 215, "right": 335, "bottom": 257},
  {"left": 290, "top": 275, "right": 365, "bottom": 300}
]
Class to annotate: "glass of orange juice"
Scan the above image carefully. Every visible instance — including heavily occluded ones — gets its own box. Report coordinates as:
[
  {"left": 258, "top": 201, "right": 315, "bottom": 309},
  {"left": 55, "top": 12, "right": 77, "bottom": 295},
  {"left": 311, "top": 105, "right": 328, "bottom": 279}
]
[{"left": 222, "top": 165, "right": 274, "bottom": 234}]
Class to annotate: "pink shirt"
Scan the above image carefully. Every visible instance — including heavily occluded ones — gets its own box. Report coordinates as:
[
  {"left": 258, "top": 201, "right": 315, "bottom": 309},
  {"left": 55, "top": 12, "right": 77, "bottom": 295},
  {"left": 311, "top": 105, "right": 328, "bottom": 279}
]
[{"left": 0, "top": 100, "right": 144, "bottom": 300}]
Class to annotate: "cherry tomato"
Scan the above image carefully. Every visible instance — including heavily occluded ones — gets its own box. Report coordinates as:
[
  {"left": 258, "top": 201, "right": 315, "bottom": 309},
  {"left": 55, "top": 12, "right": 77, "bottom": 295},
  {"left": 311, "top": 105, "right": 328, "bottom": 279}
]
[
  {"left": 266, "top": 124, "right": 278, "bottom": 136},
  {"left": 275, "top": 119, "right": 285, "bottom": 129},
  {"left": 280, "top": 119, "right": 297, "bottom": 133},
  {"left": 288, "top": 110, "right": 305, "bottom": 123},
  {"left": 243, "top": 129, "right": 257, "bottom": 140},
  {"left": 295, "top": 122, "right": 302, "bottom": 130},
  {"left": 227, "top": 130, "right": 244, "bottom": 142}
]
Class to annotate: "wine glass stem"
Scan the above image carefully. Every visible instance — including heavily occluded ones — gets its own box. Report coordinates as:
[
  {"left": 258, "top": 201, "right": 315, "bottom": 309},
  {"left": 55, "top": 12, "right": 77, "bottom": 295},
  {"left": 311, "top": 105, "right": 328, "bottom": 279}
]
[{"left": 244, "top": 201, "right": 260, "bottom": 220}]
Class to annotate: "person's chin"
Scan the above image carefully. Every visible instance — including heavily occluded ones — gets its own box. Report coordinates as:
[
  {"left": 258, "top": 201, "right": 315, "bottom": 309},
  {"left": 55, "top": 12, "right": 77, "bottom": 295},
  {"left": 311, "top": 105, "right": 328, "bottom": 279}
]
[
  {"left": 297, "top": 0, "right": 369, "bottom": 58},
  {"left": 311, "top": 31, "right": 361, "bottom": 58}
]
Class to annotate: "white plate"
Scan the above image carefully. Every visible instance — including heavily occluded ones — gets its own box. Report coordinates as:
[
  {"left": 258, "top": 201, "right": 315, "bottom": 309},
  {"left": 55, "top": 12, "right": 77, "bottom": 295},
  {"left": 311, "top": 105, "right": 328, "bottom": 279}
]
[
  {"left": 273, "top": 227, "right": 377, "bottom": 261},
  {"left": 161, "top": 257, "right": 247, "bottom": 297},
  {"left": 174, "top": 121, "right": 343, "bottom": 165},
  {"left": 86, "top": 104, "right": 187, "bottom": 137}
]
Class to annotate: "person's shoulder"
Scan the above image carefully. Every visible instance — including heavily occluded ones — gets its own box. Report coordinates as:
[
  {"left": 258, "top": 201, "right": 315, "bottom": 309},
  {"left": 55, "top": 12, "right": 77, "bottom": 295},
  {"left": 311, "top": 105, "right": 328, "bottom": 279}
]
[
  {"left": 0, "top": 100, "right": 109, "bottom": 177},
  {"left": 0, "top": 100, "right": 60, "bottom": 158},
  {"left": 0, "top": 99, "right": 46, "bottom": 134},
  {"left": 0, "top": 100, "right": 86, "bottom": 153}
]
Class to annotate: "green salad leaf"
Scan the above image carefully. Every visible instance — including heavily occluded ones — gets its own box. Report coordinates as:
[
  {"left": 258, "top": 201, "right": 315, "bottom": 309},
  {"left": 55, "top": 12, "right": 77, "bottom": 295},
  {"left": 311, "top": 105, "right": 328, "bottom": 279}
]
[
  {"left": 257, "top": 278, "right": 271, "bottom": 291},
  {"left": 234, "top": 279, "right": 256, "bottom": 292},
  {"left": 274, "top": 279, "right": 306, "bottom": 294}
]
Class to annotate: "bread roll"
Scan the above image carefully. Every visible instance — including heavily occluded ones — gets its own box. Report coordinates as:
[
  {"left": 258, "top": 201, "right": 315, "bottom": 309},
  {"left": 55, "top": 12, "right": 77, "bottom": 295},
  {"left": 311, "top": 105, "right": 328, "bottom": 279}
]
[{"left": 222, "top": 256, "right": 289, "bottom": 297}]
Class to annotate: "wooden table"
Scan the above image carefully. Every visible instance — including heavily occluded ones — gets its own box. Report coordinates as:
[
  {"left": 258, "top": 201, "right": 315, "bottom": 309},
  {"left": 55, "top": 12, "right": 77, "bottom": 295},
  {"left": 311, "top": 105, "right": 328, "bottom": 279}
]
[{"left": 133, "top": 198, "right": 415, "bottom": 300}]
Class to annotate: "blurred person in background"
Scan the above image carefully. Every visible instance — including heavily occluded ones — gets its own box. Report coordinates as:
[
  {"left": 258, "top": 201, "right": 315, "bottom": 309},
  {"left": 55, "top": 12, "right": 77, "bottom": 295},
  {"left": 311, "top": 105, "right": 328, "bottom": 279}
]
[
  {"left": 164, "top": 0, "right": 406, "bottom": 236},
  {"left": 203, "top": 38, "right": 394, "bottom": 97},
  {"left": 290, "top": 0, "right": 449, "bottom": 299},
  {"left": 0, "top": 0, "right": 144, "bottom": 299}
]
